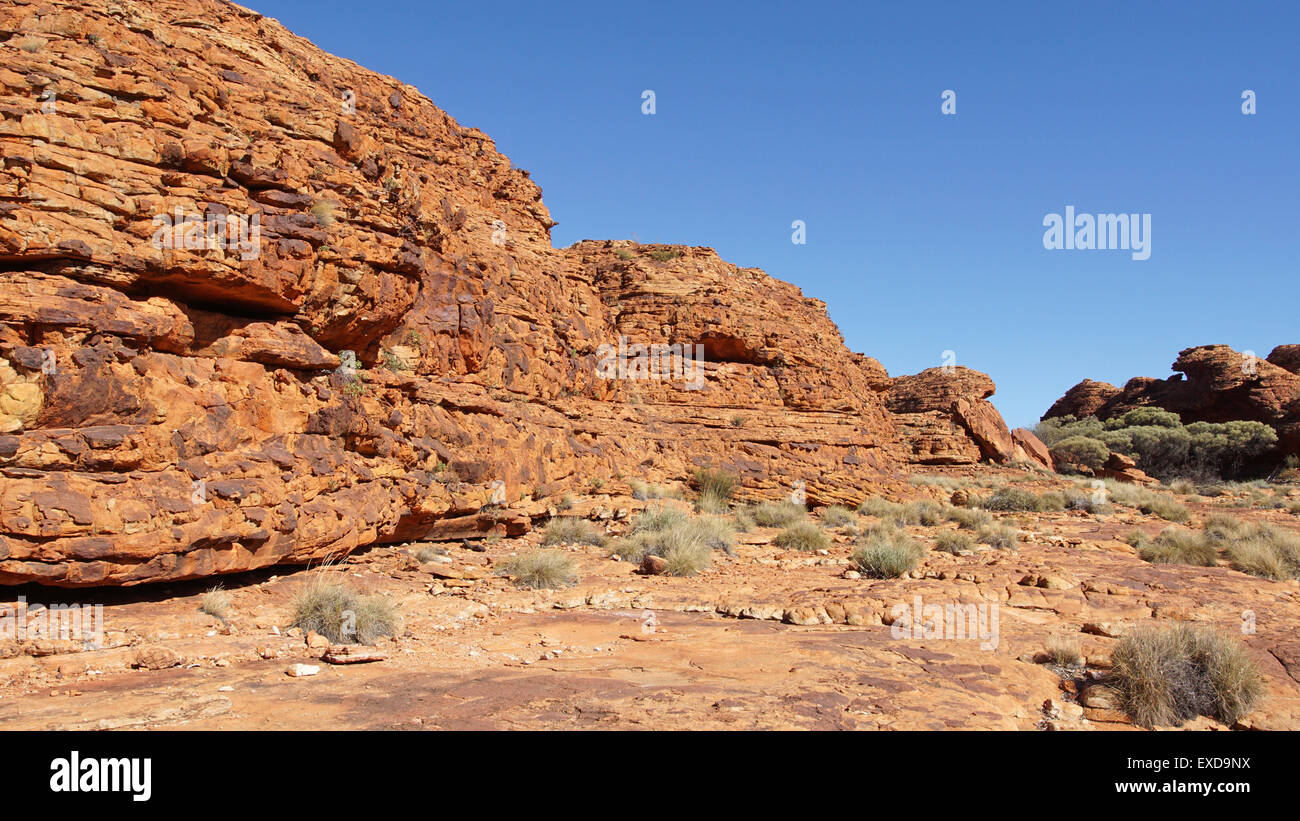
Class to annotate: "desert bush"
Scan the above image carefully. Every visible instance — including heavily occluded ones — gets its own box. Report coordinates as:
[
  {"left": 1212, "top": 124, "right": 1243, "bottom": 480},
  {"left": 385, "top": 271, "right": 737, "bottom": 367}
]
[
  {"left": 661, "top": 539, "right": 711, "bottom": 576},
  {"left": 752, "top": 500, "right": 806, "bottom": 527},
  {"left": 291, "top": 579, "right": 398, "bottom": 644},
  {"left": 497, "top": 550, "right": 578, "bottom": 589},
  {"left": 773, "top": 521, "right": 830, "bottom": 551},
  {"left": 976, "top": 523, "right": 1018, "bottom": 549},
  {"left": 556, "top": 493, "right": 575, "bottom": 511},
  {"left": 1136, "top": 495, "right": 1191, "bottom": 523},
  {"left": 820, "top": 505, "right": 858, "bottom": 527},
  {"left": 903, "top": 500, "right": 947, "bottom": 525},
  {"left": 1039, "top": 413, "right": 1278, "bottom": 481},
  {"left": 1135, "top": 527, "right": 1218, "bottom": 567},
  {"left": 629, "top": 478, "right": 679, "bottom": 500},
  {"left": 690, "top": 516, "right": 738, "bottom": 555},
  {"left": 948, "top": 507, "right": 992, "bottom": 530},
  {"left": 616, "top": 520, "right": 718, "bottom": 575},
  {"left": 980, "top": 487, "right": 1041, "bottom": 512},
  {"left": 632, "top": 503, "right": 689, "bottom": 534},
  {"left": 1045, "top": 635, "right": 1083, "bottom": 668},
  {"left": 1049, "top": 435, "right": 1111, "bottom": 472},
  {"left": 851, "top": 530, "right": 924, "bottom": 578},
  {"left": 857, "top": 497, "right": 907, "bottom": 525},
  {"left": 1036, "top": 491, "right": 1066, "bottom": 512},
  {"left": 1166, "top": 479, "right": 1197, "bottom": 495},
  {"left": 733, "top": 505, "right": 756, "bottom": 531},
  {"left": 541, "top": 516, "right": 606, "bottom": 546},
  {"left": 1203, "top": 516, "right": 1300, "bottom": 580},
  {"left": 414, "top": 545, "right": 446, "bottom": 563},
  {"left": 933, "top": 529, "right": 975, "bottom": 554},
  {"left": 694, "top": 467, "right": 737, "bottom": 514},
  {"left": 200, "top": 585, "right": 231, "bottom": 621},
  {"left": 1110, "top": 624, "right": 1263, "bottom": 728}
]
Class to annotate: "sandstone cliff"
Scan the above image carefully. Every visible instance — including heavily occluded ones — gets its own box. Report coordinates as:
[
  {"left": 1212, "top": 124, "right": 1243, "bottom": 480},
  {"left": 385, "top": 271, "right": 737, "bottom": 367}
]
[{"left": 0, "top": 0, "right": 1030, "bottom": 585}]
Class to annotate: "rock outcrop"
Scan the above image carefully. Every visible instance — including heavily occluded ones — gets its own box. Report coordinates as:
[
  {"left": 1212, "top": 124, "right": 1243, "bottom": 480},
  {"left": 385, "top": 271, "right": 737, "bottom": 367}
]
[
  {"left": 885, "top": 367, "right": 1051, "bottom": 470},
  {"left": 0, "top": 0, "right": 1030, "bottom": 586},
  {"left": 1043, "top": 345, "right": 1300, "bottom": 458}
]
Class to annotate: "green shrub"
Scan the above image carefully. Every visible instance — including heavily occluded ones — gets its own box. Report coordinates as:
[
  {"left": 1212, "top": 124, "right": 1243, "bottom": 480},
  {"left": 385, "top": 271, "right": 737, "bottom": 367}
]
[
  {"left": 773, "top": 521, "right": 830, "bottom": 551},
  {"left": 1111, "top": 624, "right": 1263, "bottom": 728},
  {"left": 291, "top": 579, "right": 398, "bottom": 644},
  {"left": 1049, "top": 435, "right": 1111, "bottom": 472},
  {"left": 497, "top": 550, "right": 578, "bottom": 589},
  {"left": 851, "top": 530, "right": 924, "bottom": 578},
  {"left": 541, "top": 516, "right": 606, "bottom": 546}
]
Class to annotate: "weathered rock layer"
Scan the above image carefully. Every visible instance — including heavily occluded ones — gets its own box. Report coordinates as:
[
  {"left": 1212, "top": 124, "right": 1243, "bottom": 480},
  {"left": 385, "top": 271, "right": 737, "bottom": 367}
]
[{"left": 0, "top": 0, "right": 1029, "bottom": 585}]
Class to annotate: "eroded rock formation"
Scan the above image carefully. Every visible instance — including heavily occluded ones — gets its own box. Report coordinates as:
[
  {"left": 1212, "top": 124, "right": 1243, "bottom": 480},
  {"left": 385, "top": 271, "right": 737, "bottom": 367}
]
[{"left": 0, "top": 0, "right": 1029, "bottom": 585}]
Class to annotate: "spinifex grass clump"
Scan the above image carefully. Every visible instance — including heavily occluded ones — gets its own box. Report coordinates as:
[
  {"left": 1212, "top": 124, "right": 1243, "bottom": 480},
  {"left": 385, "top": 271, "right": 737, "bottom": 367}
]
[
  {"left": 850, "top": 528, "right": 924, "bottom": 578},
  {"left": 540, "top": 516, "right": 606, "bottom": 546},
  {"left": 497, "top": 550, "right": 578, "bottom": 589},
  {"left": 631, "top": 503, "right": 689, "bottom": 534},
  {"left": 933, "top": 529, "right": 975, "bottom": 555},
  {"left": 819, "top": 505, "right": 858, "bottom": 527},
  {"left": 694, "top": 468, "right": 737, "bottom": 514},
  {"left": 751, "top": 500, "right": 806, "bottom": 527},
  {"left": 291, "top": 578, "right": 398, "bottom": 644},
  {"left": 1135, "top": 527, "right": 1218, "bottom": 567},
  {"left": 773, "top": 521, "right": 830, "bottom": 551},
  {"left": 199, "top": 585, "right": 231, "bottom": 621},
  {"left": 1111, "top": 624, "right": 1263, "bottom": 728},
  {"left": 613, "top": 520, "right": 713, "bottom": 576}
]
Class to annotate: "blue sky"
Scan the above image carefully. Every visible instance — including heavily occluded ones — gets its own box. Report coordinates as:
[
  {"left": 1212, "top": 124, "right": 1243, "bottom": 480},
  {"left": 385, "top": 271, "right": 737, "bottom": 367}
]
[{"left": 249, "top": 0, "right": 1298, "bottom": 428}]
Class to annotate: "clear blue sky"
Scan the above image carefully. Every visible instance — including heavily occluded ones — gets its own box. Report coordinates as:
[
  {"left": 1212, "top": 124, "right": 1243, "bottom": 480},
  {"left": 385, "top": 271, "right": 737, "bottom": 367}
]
[{"left": 248, "top": 0, "right": 1298, "bottom": 428}]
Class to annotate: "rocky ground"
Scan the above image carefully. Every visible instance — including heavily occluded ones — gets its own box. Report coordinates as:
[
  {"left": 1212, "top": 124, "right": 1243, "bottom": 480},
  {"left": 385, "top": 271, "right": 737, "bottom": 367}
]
[{"left": 3, "top": 467, "right": 1296, "bottom": 731}]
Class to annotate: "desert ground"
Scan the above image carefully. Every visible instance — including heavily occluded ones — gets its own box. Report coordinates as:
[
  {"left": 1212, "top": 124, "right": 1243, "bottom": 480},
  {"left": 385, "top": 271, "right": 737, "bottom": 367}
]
[{"left": 3, "top": 468, "right": 1297, "bottom": 731}]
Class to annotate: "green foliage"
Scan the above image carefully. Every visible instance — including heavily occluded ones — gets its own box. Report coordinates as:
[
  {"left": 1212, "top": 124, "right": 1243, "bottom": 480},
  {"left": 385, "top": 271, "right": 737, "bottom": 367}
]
[
  {"left": 1049, "top": 435, "right": 1110, "bottom": 472},
  {"left": 1037, "top": 412, "right": 1277, "bottom": 481}
]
